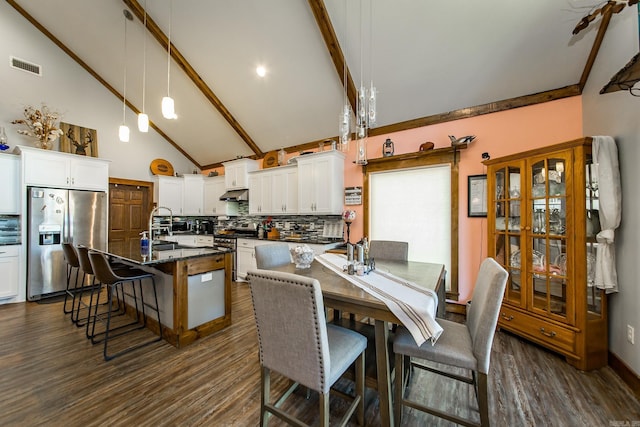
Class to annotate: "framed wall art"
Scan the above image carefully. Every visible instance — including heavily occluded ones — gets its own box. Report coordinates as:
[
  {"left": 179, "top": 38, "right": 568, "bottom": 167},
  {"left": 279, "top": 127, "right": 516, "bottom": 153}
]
[
  {"left": 59, "top": 122, "right": 98, "bottom": 157},
  {"left": 468, "top": 174, "right": 487, "bottom": 217}
]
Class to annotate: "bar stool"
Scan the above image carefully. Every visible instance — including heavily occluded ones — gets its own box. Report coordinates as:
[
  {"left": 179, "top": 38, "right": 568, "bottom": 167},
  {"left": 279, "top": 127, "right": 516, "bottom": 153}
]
[
  {"left": 62, "top": 243, "right": 81, "bottom": 317},
  {"left": 88, "top": 251, "right": 162, "bottom": 361}
]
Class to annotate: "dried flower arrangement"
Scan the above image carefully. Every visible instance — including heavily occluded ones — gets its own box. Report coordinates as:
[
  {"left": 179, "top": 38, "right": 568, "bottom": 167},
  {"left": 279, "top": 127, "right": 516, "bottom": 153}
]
[{"left": 11, "top": 104, "right": 64, "bottom": 150}]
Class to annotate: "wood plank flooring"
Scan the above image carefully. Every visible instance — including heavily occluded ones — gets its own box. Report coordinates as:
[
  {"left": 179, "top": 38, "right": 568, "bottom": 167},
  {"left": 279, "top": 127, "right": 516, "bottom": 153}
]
[{"left": 1, "top": 282, "right": 639, "bottom": 426}]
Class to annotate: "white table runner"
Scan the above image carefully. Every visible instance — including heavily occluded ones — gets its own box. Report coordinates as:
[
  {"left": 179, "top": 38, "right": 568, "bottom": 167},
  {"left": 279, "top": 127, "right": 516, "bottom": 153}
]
[{"left": 315, "top": 253, "right": 443, "bottom": 346}]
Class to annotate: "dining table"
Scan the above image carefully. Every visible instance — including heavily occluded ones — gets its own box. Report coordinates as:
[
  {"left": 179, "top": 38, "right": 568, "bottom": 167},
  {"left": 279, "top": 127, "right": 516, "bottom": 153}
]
[{"left": 272, "top": 257, "right": 446, "bottom": 427}]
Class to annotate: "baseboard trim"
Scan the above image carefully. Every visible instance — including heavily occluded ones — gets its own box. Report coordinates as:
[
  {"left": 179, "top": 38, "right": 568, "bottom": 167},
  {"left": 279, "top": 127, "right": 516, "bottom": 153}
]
[{"left": 609, "top": 351, "right": 640, "bottom": 400}]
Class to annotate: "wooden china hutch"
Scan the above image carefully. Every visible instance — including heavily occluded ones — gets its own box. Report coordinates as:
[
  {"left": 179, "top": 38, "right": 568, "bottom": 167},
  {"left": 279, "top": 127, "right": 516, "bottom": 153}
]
[{"left": 485, "top": 137, "right": 607, "bottom": 371}]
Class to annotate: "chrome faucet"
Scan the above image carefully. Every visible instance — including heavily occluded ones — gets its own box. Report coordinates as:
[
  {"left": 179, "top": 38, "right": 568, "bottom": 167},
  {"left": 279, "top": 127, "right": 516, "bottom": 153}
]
[{"left": 148, "top": 206, "right": 173, "bottom": 251}]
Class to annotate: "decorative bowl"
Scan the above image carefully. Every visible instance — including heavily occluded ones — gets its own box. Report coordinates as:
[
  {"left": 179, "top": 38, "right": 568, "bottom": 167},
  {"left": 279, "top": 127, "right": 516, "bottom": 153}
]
[{"left": 290, "top": 245, "right": 314, "bottom": 269}]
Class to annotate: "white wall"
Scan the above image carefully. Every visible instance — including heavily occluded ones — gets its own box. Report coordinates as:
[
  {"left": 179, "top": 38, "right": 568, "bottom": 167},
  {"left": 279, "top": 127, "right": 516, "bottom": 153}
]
[
  {"left": 582, "top": 8, "right": 640, "bottom": 375},
  {"left": 0, "top": 1, "right": 197, "bottom": 181}
]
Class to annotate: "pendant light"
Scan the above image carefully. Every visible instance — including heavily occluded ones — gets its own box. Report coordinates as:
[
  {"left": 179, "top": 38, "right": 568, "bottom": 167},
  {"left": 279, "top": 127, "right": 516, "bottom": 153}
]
[
  {"left": 162, "top": 0, "right": 177, "bottom": 119},
  {"left": 137, "top": 1, "right": 149, "bottom": 132},
  {"left": 119, "top": 9, "right": 133, "bottom": 142},
  {"left": 338, "top": 1, "right": 351, "bottom": 152}
]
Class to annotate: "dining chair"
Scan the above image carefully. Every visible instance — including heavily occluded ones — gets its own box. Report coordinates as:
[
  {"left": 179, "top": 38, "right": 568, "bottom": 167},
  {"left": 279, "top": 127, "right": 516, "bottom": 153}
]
[
  {"left": 368, "top": 240, "right": 408, "bottom": 262},
  {"left": 393, "top": 257, "right": 508, "bottom": 427},
  {"left": 254, "top": 242, "right": 291, "bottom": 269},
  {"left": 246, "top": 269, "right": 367, "bottom": 427},
  {"left": 88, "top": 251, "right": 162, "bottom": 361}
]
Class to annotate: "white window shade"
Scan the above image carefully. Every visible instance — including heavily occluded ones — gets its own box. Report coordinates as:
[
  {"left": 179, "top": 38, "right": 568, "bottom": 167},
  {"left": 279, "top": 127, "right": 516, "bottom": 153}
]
[{"left": 370, "top": 165, "right": 451, "bottom": 290}]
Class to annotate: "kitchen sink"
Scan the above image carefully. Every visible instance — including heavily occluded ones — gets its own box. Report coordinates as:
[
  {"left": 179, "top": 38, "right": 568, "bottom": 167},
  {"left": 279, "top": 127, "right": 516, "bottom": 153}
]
[{"left": 152, "top": 243, "right": 190, "bottom": 251}]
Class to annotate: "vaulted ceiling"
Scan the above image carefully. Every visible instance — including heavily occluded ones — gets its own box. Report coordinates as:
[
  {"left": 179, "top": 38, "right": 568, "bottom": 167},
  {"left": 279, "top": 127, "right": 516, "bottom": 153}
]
[{"left": 7, "top": 0, "right": 630, "bottom": 169}]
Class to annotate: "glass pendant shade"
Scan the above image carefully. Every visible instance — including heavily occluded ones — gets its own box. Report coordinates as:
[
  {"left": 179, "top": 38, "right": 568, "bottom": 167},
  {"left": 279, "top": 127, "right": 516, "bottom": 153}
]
[
  {"left": 119, "top": 124, "right": 130, "bottom": 142},
  {"left": 138, "top": 113, "right": 149, "bottom": 132},
  {"left": 162, "top": 96, "right": 175, "bottom": 119},
  {"left": 355, "top": 137, "right": 367, "bottom": 165}
]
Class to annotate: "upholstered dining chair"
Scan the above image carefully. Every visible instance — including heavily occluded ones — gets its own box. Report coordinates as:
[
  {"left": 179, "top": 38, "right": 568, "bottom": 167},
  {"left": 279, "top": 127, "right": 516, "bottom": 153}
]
[
  {"left": 254, "top": 242, "right": 291, "bottom": 270},
  {"left": 368, "top": 240, "right": 408, "bottom": 262},
  {"left": 393, "top": 257, "right": 508, "bottom": 427},
  {"left": 246, "top": 269, "right": 367, "bottom": 427}
]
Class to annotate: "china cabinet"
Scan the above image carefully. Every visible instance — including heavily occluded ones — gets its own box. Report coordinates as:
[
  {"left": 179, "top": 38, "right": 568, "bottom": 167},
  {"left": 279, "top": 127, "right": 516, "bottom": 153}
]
[{"left": 485, "top": 137, "right": 606, "bottom": 370}]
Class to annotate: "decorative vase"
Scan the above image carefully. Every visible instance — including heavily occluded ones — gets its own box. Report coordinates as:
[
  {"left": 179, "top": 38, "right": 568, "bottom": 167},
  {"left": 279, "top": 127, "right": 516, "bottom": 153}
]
[
  {"left": 0, "top": 126, "right": 9, "bottom": 151},
  {"left": 36, "top": 139, "right": 53, "bottom": 150}
]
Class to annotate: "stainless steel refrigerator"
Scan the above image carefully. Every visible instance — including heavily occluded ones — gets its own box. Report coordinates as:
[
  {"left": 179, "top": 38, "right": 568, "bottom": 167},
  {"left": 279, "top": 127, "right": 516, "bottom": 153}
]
[{"left": 27, "top": 187, "right": 107, "bottom": 301}]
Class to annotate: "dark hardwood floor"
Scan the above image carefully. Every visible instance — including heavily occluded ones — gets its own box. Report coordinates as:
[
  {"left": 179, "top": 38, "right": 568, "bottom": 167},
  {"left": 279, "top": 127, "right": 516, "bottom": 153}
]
[{"left": 1, "top": 282, "right": 639, "bottom": 426}]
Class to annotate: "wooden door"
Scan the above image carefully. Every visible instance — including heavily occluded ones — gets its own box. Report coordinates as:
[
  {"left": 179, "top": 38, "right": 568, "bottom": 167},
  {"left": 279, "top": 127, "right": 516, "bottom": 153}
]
[{"left": 109, "top": 179, "right": 153, "bottom": 254}]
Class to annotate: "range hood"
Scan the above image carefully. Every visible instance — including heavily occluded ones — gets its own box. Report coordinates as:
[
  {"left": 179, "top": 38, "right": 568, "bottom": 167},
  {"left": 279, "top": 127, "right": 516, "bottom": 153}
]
[{"left": 220, "top": 189, "right": 248, "bottom": 202}]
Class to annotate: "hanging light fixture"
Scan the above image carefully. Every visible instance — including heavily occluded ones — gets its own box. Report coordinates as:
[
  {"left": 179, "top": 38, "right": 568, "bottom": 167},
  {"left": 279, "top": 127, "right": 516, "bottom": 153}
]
[
  {"left": 338, "top": 1, "right": 352, "bottom": 152},
  {"left": 119, "top": 9, "right": 133, "bottom": 142},
  {"left": 354, "top": 0, "right": 376, "bottom": 165},
  {"left": 161, "top": 0, "right": 177, "bottom": 119},
  {"left": 138, "top": 1, "right": 149, "bottom": 132}
]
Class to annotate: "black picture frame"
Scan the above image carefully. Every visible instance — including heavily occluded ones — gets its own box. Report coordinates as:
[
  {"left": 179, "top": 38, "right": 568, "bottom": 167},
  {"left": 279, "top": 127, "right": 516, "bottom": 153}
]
[{"left": 468, "top": 174, "right": 488, "bottom": 217}]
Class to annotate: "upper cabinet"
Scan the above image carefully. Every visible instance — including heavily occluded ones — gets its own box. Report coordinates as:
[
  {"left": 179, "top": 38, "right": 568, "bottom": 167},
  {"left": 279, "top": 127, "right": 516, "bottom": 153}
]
[
  {"left": 248, "top": 165, "right": 298, "bottom": 216},
  {"left": 17, "top": 145, "right": 109, "bottom": 191},
  {"left": 154, "top": 176, "right": 184, "bottom": 215},
  {"left": 0, "top": 155, "right": 20, "bottom": 214},
  {"left": 297, "top": 151, "right": 344, "bottom": 215},
  {"left": 182, "top": 175, "right": 204, "bottom": 215},
  {"left": 222, "top": 158, "right": 258, "bottom": 190},
  {"left": 248, "top": 170, "right": 273, "bottom": 215},
  {"left": 486, "top": 137, "right": 607, "bottom": 371},
  {"left": 203, "top": 176, "right": 239, "bottom": 216}
]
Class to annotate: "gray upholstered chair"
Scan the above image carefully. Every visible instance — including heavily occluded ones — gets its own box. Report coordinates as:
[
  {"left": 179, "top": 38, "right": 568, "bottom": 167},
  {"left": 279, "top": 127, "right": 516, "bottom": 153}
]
[
  {"left": 368, "top": 240, "right": 408, "bottom": 262},
  {"left": 246, "top": 269, "right": 367, "bottom": 427},
  {"left": 254, "top": 242, "right": 291, "bottom": 270},
  {"left": 393, "top": 257, "right": 508, "bottom": 427}
]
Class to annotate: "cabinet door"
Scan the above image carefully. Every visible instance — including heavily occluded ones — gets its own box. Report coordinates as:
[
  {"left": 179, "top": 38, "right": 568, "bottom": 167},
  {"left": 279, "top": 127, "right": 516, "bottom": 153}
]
[
  {"left": 527, "top": 151, "right": 573, "bottom": 323},
  {"left": 273, "top": 167, "right": 298, "bottom": 214},
  {"left": 0, "top": 156, "right": 19, "bottom": 214},
  {"left": 297, "top": 160, "right": 315, "bottom": 214},
  {"left": 310, "top": 156, "right": 334, "bottom": 214},
  {"left": 24, "top": 151, "right": 69, "bottom": 187},
  {"left": 156, "top": 177, "right": 183, "bottom": 214},
  {"left": 490, "top": 161, "right": 526, "bottom": 308},
  {"left": 183, "top": 176, "right": 204, "bottom": 215},
  {"left": 236, "top": 239, "right": 257, "bottom": 280},
  {"left": 70, "top": 158, "right": 109, "bottom": 191},
  {"left": 204, "top": 177, "right": 225, "bottom": 215},
  {"left": 0, "top": 248, "right": 19, "bottom": 299},
  {"left": 249, "top": 172, "right": 273, "bottom": 214}
]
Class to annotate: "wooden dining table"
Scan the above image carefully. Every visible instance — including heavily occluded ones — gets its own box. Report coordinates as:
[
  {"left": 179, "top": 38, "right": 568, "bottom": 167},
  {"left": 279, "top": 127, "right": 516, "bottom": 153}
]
[{"left": 272, "top": 258, "right": 446, "bottom": 427}]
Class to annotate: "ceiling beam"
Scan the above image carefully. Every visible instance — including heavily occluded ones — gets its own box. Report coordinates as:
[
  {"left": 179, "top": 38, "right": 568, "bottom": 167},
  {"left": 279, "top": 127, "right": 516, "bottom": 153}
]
[
  {"left": 122, "top": 0, "right": 264, "bottom": 158},
  {"left": 578, "top": 1, "right": 614, "bottom": 91},
  {"left": 5, "top": 0, "right": 201, "bottom": 168},
  {"left": 307, "top": 0, "right": 357, "bottom": 112}
]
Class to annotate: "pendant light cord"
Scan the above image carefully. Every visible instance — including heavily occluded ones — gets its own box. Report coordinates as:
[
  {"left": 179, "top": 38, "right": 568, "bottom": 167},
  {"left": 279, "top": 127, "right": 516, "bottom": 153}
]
[
  {"left": 123, "top": 11, "right": 128, "bottom": 123},
  {"left": 142, "top": 0, "right": 147, "bottom": 113},
  {"left": 166, "top": 0, "right": 172, "bottom": 97}
]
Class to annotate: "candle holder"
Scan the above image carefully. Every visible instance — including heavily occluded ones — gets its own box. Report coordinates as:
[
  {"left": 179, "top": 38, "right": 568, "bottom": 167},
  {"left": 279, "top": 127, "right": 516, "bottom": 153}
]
[
  {"left": 345, "top": 221, "right": 352, "bottom": 244},
  {"left": 342, "top": 210, "right": 356, "bottom": 244}
]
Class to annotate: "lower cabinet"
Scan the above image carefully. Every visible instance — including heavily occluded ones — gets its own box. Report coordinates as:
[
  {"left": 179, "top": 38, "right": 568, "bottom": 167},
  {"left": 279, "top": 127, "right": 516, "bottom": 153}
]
[{"left": 0, "top": 245, "right": 20, "bottom": 300}]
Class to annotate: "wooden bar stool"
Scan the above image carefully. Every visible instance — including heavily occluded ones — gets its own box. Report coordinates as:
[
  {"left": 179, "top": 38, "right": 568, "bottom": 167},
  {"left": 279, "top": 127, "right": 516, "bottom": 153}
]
[{"left": 88, "top": 251, "right": 162, "bottom": 361}]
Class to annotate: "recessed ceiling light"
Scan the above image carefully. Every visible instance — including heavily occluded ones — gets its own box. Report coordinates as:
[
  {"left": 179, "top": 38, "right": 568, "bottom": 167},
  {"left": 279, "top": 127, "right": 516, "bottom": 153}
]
[{"left": 256, "top": 66, "right": 266, "bottom": 77}]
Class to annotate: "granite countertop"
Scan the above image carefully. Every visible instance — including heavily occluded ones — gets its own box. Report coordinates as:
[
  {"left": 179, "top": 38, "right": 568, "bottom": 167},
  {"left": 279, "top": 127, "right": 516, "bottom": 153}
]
[{"left": 102, "top": 244, "right": 232, "bottom": 266}]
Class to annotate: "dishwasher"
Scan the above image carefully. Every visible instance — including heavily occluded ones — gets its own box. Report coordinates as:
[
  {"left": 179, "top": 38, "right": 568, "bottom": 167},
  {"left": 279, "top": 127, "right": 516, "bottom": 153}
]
[{"left": 187, "top": 269, "right": 225, "bottom": 329}]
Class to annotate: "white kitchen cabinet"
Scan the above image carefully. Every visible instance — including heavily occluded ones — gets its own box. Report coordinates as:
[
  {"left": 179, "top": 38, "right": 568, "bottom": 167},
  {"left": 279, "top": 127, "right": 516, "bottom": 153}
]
[
  {"left": 222, "top": 158, "right": 258, "bottom": 190},
  {"left": 154, "top": 176, "right": 183, "bottom": 214},
  {"left": 182, "top": 175, "right": 204, "bottom": 215},
  {"left": 0, "top": 245, "right": 20, "bottom": 300},
  {"left": 0, "top": 155, "right": 20, "bottom": 214},
  {"left": 236, "top": 238, "right": 259, "bottom": 280},
  {"left": 17, "top": 145, "right": 109, "bottom": 191},
  {"left": 248, "top": 170, "right": 273, "bottom": 215},
  {"left": 297, "top": 151, "right": 345, "bottom": 215},
  {"left": 161, "top": 234, "right": 213, "bottom": 247},
  {"left": 272, "top": 166, "right": 298, "bottom": 214},
  {"left": 203, "top": 176, "right": 239, "bottom": 216}
]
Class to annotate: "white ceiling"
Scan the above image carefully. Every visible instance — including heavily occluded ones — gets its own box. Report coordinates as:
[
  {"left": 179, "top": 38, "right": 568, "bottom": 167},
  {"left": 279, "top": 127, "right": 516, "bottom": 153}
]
[{"left": 10, "top": 0, "right": 610, "bottom": 168}]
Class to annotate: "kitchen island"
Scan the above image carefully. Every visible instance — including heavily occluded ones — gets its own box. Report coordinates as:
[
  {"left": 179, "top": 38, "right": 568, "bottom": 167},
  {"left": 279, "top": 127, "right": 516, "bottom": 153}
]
[{"left": 102, "top": 245, "right": 233, "bottom": 348}]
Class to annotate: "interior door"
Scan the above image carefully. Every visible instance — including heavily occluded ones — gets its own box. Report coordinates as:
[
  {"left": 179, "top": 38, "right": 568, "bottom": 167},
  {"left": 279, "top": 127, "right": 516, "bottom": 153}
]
[{"left": 108, "top": 181, "right": 151, "bottom": 254}]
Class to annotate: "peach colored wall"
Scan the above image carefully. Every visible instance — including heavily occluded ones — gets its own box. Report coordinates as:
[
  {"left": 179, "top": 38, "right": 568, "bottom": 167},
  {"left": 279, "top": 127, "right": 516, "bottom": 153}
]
[{"left": 342, "top": 96, "right": 583, "bottom": 303}]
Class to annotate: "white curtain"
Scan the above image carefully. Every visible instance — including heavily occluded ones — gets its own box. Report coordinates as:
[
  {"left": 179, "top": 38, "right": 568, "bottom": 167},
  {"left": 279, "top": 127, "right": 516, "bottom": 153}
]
[{"left": 592, "top": 136, "right": 621, "bottom": 293}]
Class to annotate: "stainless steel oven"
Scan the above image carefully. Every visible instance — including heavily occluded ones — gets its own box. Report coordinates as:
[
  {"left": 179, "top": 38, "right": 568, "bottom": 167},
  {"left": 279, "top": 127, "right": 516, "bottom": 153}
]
[{"left": 214, "top": 236, "right": 237, "bottom": 280}]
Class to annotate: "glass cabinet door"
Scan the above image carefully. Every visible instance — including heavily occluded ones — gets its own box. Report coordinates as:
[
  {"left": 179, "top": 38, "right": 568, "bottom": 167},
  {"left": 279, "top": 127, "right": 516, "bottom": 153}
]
[
  {"left": 528, "top": 153, "right": 572, "bottom": 321},
  {"left": 586, "top": 156, "right": 603, "bottom": 316},
  {"left": 493, "top": 164, "right": 524, "bottom": 307}
]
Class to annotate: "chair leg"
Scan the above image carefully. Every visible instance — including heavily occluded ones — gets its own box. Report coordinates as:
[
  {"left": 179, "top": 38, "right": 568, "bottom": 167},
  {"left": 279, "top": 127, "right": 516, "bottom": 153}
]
[
  {"left": 477, "top": 372, "right": 489, "bottom": 427},
  {"left": 319, "top": 391, "right": 329, "bottom": 427},
  {"left": 394, "top": 352, "right": 404, "bottom": 425},
  {"left": 356, "top": 350, "right": 365, "bottom": 426},
  {"left": 261, "top": 367, "right": 270, "bottom": 427}
]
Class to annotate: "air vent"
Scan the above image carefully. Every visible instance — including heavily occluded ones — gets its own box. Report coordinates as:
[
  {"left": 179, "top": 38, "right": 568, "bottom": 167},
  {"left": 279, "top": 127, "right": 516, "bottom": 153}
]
[{"left": 9, "top": 56, "right": 42, "bottom": 76}]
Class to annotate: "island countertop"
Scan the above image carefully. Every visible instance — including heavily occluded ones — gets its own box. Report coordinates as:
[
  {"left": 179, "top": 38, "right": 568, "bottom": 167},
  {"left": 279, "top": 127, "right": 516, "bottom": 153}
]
[{"left": 103, "top": 244, "right": 232, "bottom": 266}]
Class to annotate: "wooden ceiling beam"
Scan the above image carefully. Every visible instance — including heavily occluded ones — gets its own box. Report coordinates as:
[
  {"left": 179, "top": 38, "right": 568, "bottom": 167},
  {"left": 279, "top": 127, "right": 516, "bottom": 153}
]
[
  {"left": 122, "top": 0, "right": 264, "bottom": 158},
  {"left": 578, "top": 2, "right": 614, "bottom": 91},
  {"left": 5, "top": 0, "right": 201, "bottom": 169},
  {"left": 307, "top": 0, "right": 357, "bottom": 112}
]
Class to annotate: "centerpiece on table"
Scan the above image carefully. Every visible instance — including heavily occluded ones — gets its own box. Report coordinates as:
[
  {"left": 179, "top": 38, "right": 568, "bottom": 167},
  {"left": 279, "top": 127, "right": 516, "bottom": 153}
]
[
  {"left": 342, "top": 209, "right": 356, "bottom": 244},
  {"left": 11, "top": 104, "right": 64, "bottom": 150}
]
